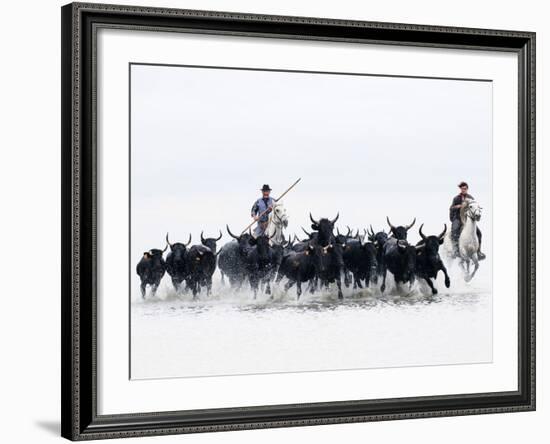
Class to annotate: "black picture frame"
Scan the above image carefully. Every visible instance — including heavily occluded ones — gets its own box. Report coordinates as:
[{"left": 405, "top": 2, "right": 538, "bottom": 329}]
[{"left": 61, "top": 2, "right": 536, "bottom": 440}]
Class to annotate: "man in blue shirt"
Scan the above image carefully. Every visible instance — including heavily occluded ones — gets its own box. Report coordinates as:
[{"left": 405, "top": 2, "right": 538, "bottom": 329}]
[{"left": 251, "top": 184, "right": 274, "bottom": 237}]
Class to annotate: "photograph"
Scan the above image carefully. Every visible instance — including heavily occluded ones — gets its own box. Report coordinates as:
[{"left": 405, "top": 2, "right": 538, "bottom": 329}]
[
  {"left": 129, "top": 63, "right": 493, "bottom": 379},
  {"left": 56, "top": 1, "right": 536, "bottom": 440}
]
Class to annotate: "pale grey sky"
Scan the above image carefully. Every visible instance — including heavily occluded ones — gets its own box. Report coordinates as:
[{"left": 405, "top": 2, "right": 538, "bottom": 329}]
[{"left": 130, "top": 64, "right": 492, "bottom": 253}]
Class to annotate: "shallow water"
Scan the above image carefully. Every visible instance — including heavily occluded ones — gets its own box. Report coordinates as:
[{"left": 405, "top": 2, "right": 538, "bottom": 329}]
[{"left": 131, "top": 266, "right": 492, "bottom": 380}]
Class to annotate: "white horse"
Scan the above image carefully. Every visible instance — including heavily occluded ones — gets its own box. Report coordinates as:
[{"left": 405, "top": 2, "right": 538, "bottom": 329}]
[
  {"left": 266, "top": 202, "right": 289, "bottom": 245},
  {"left": 443, "top": 198, "right": 483, "bottom": 282}
]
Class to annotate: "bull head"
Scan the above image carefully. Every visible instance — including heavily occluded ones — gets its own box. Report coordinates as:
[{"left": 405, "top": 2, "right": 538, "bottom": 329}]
[
  {"left": 309, "top": 212, "right": 339, "bottom": 230},
  {"left": 201, "top": 230, "right": 222, "bottom": 244},
  {"left": 386, "top": 217, "right": 416, "bottom": 232},
  {"left": 166, "top": 232, "right": 190, "bottom": 249},
  {"left": 416, "top": 224, "right": 447, "bottom": 250},
  {"left": 387, "top": 217, "right": 416, "bottom": 240}
]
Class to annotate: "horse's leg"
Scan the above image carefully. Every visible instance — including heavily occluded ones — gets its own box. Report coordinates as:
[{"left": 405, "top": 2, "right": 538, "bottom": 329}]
[{"left": 468, "top": 255, "right": 480, "bottom": 281}]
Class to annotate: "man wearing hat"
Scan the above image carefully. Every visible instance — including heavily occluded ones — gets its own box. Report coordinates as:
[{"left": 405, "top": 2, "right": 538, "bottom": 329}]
[{"left": 250, "top": 184, "right": 274, "bottom": 237}]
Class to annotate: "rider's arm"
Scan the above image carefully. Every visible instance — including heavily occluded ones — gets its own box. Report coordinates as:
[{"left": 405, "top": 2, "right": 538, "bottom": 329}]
[
  {"left": 251, "top": 201, "right": 258, "bottom": 218},
  {"left": 450, "top": 196, "right": 462, "bottom": 209}
]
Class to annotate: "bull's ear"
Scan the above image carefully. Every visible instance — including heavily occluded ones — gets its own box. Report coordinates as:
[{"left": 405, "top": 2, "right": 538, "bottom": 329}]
[
  {"left": 311, "top": 223, "right": 318, "bottom": 230},
  {"left": 438, "top": 238, "right": 444, "bottom": 245}
]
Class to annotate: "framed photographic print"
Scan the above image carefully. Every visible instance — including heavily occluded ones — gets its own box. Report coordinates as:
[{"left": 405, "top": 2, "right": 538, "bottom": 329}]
[{"left": 61, "top": 2, "right": 536, "bottom": 440}]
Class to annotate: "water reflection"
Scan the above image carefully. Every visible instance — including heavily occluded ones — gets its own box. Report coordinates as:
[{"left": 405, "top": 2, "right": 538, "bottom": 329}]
[{"left": 134, "top": 286, "right": 488, "bottom": 318}]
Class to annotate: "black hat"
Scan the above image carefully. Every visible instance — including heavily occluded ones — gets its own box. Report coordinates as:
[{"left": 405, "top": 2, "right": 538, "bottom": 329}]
[{"left": 261, "top": 184, "right": 272, "bottom": 192}]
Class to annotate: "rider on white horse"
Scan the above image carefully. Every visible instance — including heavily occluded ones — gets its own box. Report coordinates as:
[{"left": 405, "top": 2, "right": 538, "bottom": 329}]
[
  {"left": 250, "top": 184, "right": 274, "bottom": 237},
  {"left": 449, "top": 181, "right": 486, "bottom": 260}
]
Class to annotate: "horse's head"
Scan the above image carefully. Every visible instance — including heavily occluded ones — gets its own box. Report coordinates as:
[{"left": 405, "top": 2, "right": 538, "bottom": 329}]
[
  {"left": 271, "top": 202, "right": 289, "bottom": 228},
  {"left": 463, "top": 199, "right": 482, "bottom": 222}
]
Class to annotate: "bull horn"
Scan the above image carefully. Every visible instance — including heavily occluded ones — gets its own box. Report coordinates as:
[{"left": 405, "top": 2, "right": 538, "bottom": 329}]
[
  {"left": 363, "top": 228, "right": 367, "bottom": 239},
  {"left": 337, "top": 227, "right": 341, "bottom": 236},
  {"left": 200, "top": 230, "right": 206, "bottom": 244},
  {"left": 215, "top": 229, "right": 222, "bottom": 241},
  {"left": 301, "top": 226, "right": 312, "bottom": 237},
  {"left": 439, "top": 224, "right": 447, "bottom": 240},
  {"left": 406, "top": 218, "right": 416, "bottom": 230},
  {"left": 418, "top": 224, "right": 427, "bottom": 241},
  {"left": 415, "top": 244, "right": 425, "bottom": 251},
  {"left": 268, "top": 230, "right": 277, "bottom": 240},
  {"left": 227, "top": 225, "right": 239, "bottom": 239},
  {"left": 386, "top": 216, "right": 396, "bottom": 231},
  {"left": 185, "top": 233, "right": 192, "bottom": 247},
  {"left": 162, "top": 243, "right": 168, "bottom": 253},
  {"left": 293, "top": 234, "right": 300, "bottom": 242},
  {"left": 309, "top": 213, "right": 319, "bottom": 225},
  {"left": 346, "top": 225, "right": 352, "bottom": 236},
  {"left": 331, "top": 212, "right": 340, "bottom": 224}
]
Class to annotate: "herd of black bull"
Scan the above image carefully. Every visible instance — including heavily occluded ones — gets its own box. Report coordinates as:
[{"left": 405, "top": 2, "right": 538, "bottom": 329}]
[{"left": 136, "top": 213, "right": 451, "bottom": 300}]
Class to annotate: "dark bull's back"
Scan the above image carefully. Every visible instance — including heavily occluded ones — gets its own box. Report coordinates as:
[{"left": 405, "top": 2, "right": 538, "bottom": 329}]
[{"left": 136, "top": 248, "right": 166, "bottom": 298}]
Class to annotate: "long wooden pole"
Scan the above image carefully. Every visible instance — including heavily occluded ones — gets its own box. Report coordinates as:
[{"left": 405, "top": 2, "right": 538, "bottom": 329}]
[{"left": 241, "top": 178, "right": 301, "bottom": 234}]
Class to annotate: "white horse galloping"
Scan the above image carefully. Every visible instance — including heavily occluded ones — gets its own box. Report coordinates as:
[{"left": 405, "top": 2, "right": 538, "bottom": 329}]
[
  {"left": 266, "top": 202, "right": 289, "bottom": 245},
  {"left": 443, "top": 198, "right": 483, "bottom": 282}
]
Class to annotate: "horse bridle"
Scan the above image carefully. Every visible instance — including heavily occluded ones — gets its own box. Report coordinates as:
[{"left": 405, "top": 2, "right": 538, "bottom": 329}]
[
  {"left": 272, "top": 205, "right": 287, "bottom": 226},
  {"left": 465, "top": 202, "right": 482, "bottom": 220}
]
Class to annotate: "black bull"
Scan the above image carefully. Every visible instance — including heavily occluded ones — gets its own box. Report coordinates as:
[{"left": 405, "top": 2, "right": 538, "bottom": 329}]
[
  {"left": 218, "top": 226, "right": 254, "bottom": 288},
  {"left": 136, "top": 247, "right": 166, "bottom": 298},
  {"left": 342, "top": 239, "right": 378, "bottom": 289},
  {"left": 415, "top": 224, "right": 451, "bottom": 294},
  {"left": 307, "top": 213, "right": 345, "bottom": 299},
  {"left": 185, "top": 231, "right": 223, "bottom": 298},
  {"left": 165, "top": 233, "right": 191, "bottom": 292}
]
